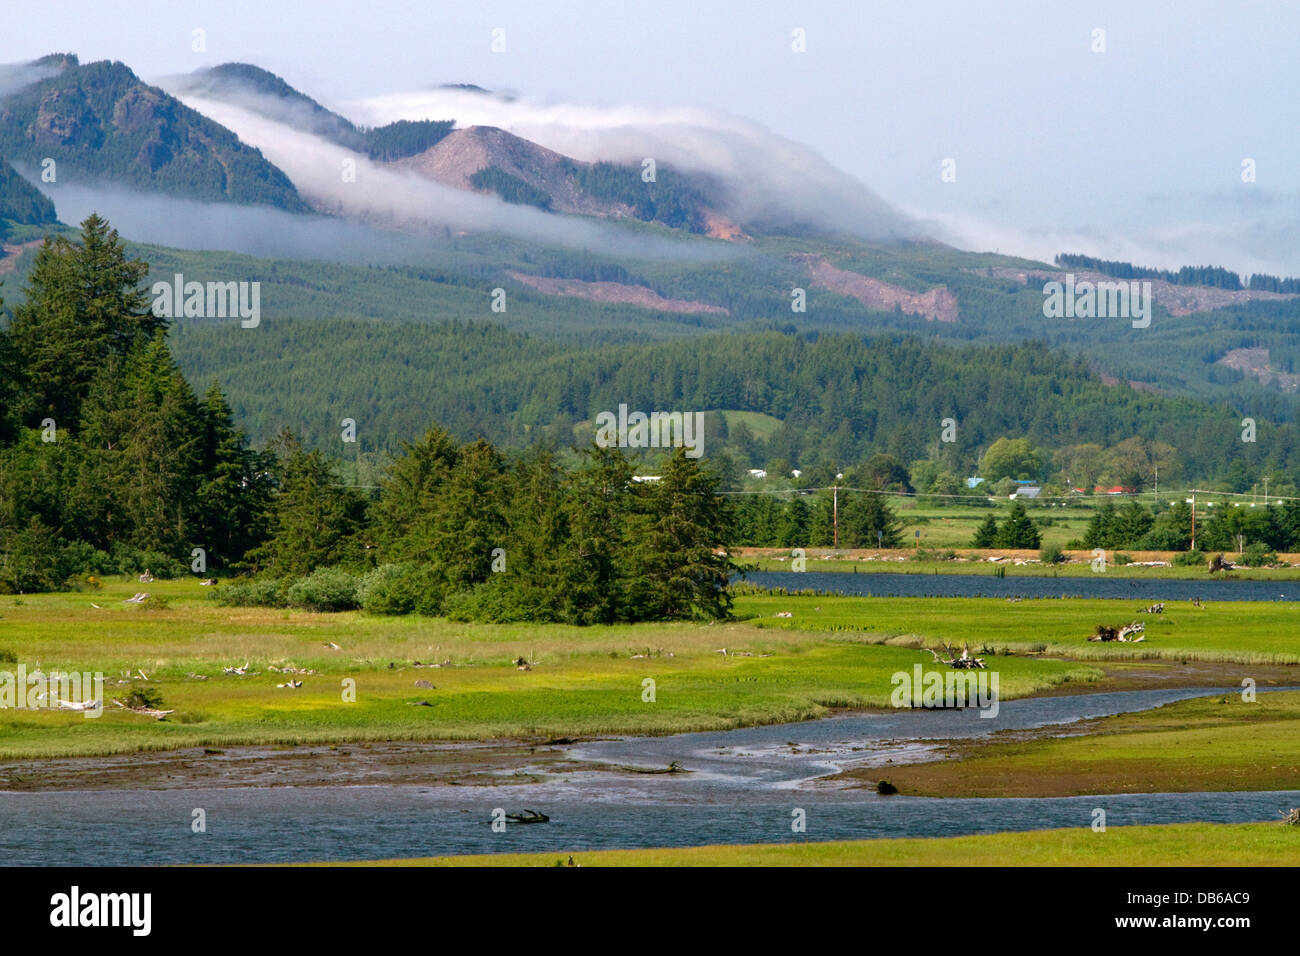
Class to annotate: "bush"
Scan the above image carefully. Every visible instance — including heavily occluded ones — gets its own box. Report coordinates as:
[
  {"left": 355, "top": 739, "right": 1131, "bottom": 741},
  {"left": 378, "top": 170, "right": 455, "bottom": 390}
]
[
  {"left": 57, "top": 542, "right": 115, "bottom": 577},
  {"left": 0, "top": 517, "right": 67, "bottom": 592},
  {"left": 213, "top": 578, "right": 286, "bottom": 608},
  {"left": 359, "top": 563, "right": 444, "bottom": 616},
  {"left": 444, "top": 581, "right": 533, "bottom": 623},
  {"left": 1113, "top": 552, "right": 1132, "bottom": 566},
  {"left": 1242, "top": 541, "right": 1278, "bottom": 567},
  {"left": 121, "top": 687, "right": 165, "bottom": 710},
  {"left": 110, "top": 543, "right": 187, "bottom": 579},
  {"left": 285, "top": 567, "right": 362, "bottom": 612},
  {"left": 1039, "top": 544, "right": 1065, "bottom": 564},
  {"left": 1173, "top": 549, "right": 1206, "bottom": 567}
]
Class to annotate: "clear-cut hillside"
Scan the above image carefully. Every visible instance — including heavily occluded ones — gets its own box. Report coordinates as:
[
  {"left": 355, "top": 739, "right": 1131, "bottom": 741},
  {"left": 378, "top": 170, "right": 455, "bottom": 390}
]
[{"left": 392, "top": 124, "right": 743, "bottom": 237}]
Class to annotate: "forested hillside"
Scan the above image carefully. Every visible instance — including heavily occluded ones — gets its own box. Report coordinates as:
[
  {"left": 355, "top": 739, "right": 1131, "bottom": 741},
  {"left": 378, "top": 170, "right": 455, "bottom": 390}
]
[
  {"left": 170, "top": 315, "right": 1293, "bottom": 488},
  {"left": 183, "top": 63, "right": 455, "bottom": 160},
  {"left": 0, "top": 57, "right": 308, "bottom": 210},
  {"left": 0, "top": 156, "right": 57, "bottom": 225}
]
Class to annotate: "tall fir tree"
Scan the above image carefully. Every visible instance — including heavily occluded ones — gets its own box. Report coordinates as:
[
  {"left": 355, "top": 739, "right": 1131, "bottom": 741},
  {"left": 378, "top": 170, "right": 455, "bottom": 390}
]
[
  {"left": 622, "top": 448, "right": 737, "bottom": 621},
  {"left": 993, "top": 501, "right": 1040, "bottom": 549},
  {"left": 9, "top": 214, "right": 157, "bottom": 427}
]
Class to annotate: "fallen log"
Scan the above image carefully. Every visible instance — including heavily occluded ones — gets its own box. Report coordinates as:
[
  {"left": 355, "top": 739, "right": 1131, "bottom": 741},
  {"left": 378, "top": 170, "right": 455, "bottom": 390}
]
[
  {"left": 618, "top": 760, "right": 690, "bottom": 775},
  {"left": 505, "top": 810, "right": 549, "bottom": 824},
  {"left": 923, "top": 641, "right": 986, "bottom": 669},
  {"left": 1088, "top": 622, "right": 1145, "bottom": 642}
]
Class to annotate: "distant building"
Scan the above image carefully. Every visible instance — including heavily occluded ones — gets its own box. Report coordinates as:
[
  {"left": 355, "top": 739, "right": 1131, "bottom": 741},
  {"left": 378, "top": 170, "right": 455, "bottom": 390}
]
[
  {"left": 632, "top": 475, "right": 661, "bottom": 483},
  {"left": 1011, "top": 485, "right": 1041, "bottom": 499},
  {"left": 791, "top": 469, "right": 802, "bottom": 478},
  {"left": 966, "top": 476, "right": 985, "bottom": 489},
  {"left": 1094, "top": 485, "right": 1136, "bottom": 495},
  {"left": 747, "top": 469, "right": 767, "bottom": 479}
]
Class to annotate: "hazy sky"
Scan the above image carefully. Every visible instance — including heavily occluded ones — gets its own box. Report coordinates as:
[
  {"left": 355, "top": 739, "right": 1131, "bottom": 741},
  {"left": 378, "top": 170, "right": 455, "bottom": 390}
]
[{"left": 4, "top": 0, "right": 1298, "bottom": 273}]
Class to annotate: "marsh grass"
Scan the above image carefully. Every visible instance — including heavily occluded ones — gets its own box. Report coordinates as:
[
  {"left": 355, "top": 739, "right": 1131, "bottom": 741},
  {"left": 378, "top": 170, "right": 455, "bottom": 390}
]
[
  {"left": 0, "top": 578, "right": 1098, "bottom": 759},
  {"left": 335, "top": 821, "right": 1300, "bottom": 867}
]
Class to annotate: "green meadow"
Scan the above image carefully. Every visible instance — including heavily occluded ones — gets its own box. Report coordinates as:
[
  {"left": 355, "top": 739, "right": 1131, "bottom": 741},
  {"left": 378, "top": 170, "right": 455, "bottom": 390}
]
[
  {"left": 740, "top": 592, "right": 1300, "bottom": 664},
  {"left": 853, "top": 690, "right": 1300, "bottom": 798},
  {"left": 0, "top": 578, "right": 1098, "bottom": 759},
  {"left": 336, "top": 821, "right": 1300, "bottom": 867},
  {"left": 744, "top": 554, "right": 1300, "bottom": 579}
]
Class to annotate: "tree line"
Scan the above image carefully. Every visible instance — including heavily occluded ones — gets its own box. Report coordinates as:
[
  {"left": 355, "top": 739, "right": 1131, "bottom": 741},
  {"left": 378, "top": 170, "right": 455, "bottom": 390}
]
[
  {"left": 0, "top": 215, "right": 738, "bottom": 622},
  {"left": 1055, "top": 253, "right": 1300, "bottom": 293}
]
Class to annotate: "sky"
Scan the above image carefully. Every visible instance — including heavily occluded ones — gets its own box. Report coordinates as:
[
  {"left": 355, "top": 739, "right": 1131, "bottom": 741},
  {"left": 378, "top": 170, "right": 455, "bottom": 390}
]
[{"left": 3, "top": 0, "right": 1298, "bottom": 274}]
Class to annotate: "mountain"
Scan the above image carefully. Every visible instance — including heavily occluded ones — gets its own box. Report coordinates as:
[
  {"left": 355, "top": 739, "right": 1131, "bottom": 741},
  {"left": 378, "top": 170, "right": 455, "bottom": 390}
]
[
  {"left": 394, "top": 124, "right": 734, "bottom": 235},
  {"left": 0, "top": 154, "right": 56, "bottom": 225},
  {"left": 179, "top": 63, "right": 455, "bottom": 161},
  {"left": 0, "top": 55, "right": 309, "bottom": 211},
  {"left": 184, "top": 62, "right": 367, "bottom": 151},
  {"left": 175, "top": 65, "right": 736, "bottom": 234}
]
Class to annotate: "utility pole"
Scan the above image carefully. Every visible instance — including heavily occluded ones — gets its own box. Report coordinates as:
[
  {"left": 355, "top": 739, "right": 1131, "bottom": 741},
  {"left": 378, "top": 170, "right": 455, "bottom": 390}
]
[
  {"left": 833, "top": 484, "right": 839, "bottom": 549},
  {"left": 1190, "top": 490, "right": 1196, "bottom": 551}
]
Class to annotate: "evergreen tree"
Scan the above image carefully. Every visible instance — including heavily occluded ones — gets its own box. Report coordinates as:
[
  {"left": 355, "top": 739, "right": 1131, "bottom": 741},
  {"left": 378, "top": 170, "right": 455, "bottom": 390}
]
[
  {"left": 250, "top": 430, "right": 366, "bottom": 576},
  {"left": 9, "top": 214, "right": 157, "bottom": 427},
  {"left": 1142, "top": 501, "right": 1192, "bottom": 551},
  {"left": 195, "top": 383, "right": 272, "bottom": 568},
  {"left": 993, "top": 502, "right": 1040, "bottom": 548},
  {"left": 839, "top": 491, "right": 902, "bottom": 548},
  {"left": 426, "top": 438, "right": 507, "bottom": 594},
  {"left": 1113, "top": 501, "right": 1154, "bottom": 546},
  {"left": 372, "top": 425, "right": 462, "bottom": 562},
  {"left": 622, "top": 448, "right": 736, "bottom": 620},
  {"left": 476, "top": 445, "right": 574, "bottom": 621},
  {"left": 970, "top": 512, "right": 999, "bottom": 548},
  {"left": 777, "top": 496, "right": 811, "bottom": 547},
  {"left": 1082, "top": 502, "right": 1119, "bottom": 549},
  {"left": 564, "top": 444, "right": 636, "bottom": 624}
]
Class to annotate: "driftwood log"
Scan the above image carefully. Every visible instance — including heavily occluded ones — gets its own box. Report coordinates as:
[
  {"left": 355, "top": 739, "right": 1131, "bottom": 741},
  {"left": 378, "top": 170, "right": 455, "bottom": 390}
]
[
  {"left": 505, "top": 810, "right": 549, "bottom": 824},
  {"left": 923, "top": 642, "right": 986, "bottom": 669},
  {"left": 1089, "top": 622, "right": 1145, "bottom": 642}
]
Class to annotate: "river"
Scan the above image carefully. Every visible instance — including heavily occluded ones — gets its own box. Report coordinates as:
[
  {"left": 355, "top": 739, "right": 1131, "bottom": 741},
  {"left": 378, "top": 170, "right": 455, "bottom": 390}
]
[{"left": 4, "top": 686, "right": 1293, "bottom": 864}]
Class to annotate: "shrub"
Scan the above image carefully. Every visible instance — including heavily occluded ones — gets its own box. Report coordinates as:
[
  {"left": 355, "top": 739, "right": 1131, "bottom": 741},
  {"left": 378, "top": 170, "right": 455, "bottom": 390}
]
[
  {"left": 1173, "top": 549, "right": 1206, "bottom": 567},
  {"left": 110, "top": 543, "right": 187, "bottom": 579},
  {"left": 443, "top": 580, "right": 543, "bottom": 623},
  {"left": 285, "top": 567, "right": 362, "bottom": 612},
  {"left": 1039, "top": 544, "right": 1065, "bottom": 564},
  {"left": 1113, "top": 552, "right": 1132, "bottom": 566},
  {"left": 1242, "top": 542, "right": 1277, "bottom": 567},
  {"left": 57, "top": 542, "right": 115, "bottom": 577},
  {"left": 213, "top": 578, "right": 286, "bottom": 608},
  {"left": 121, "top": 687, "right": 165, "bottom": 710},
  {"left": 0, "top": 518, "right": 66, "bottom": 592},
  {"left": 359, "top": 563, "right": 444, "bottom": 616}
]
